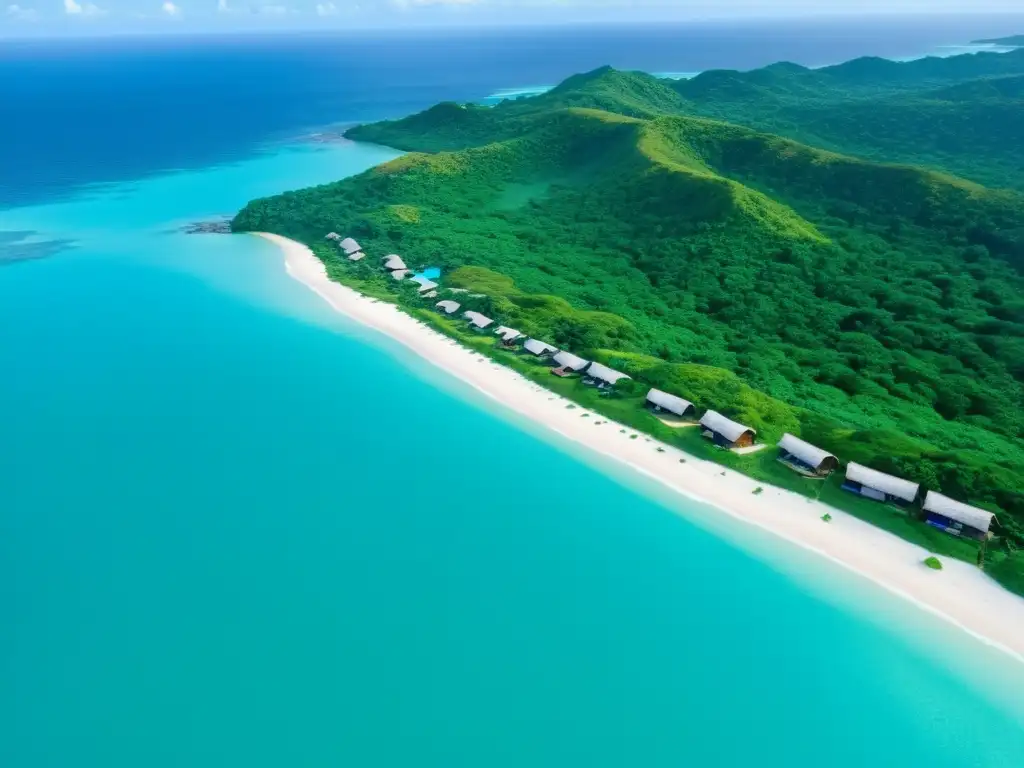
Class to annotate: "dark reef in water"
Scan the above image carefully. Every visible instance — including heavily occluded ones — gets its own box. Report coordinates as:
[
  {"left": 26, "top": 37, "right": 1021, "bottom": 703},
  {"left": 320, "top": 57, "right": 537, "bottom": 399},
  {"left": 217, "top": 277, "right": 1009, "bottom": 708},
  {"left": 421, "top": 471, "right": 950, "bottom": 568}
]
[
  {"left": 0, "top": 231, "right": 75, "bottom": 266},
  {"left": 182, "top": 219, "right": 232, "bottom": 235}
]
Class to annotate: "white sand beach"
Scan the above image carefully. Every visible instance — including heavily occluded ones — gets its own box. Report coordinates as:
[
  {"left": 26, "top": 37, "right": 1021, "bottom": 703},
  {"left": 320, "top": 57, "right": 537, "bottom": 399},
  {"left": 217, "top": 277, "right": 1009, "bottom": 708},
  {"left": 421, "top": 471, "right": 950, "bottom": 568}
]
[{"left": 256, "top": 232, "right": 1024, "bottom": 662}]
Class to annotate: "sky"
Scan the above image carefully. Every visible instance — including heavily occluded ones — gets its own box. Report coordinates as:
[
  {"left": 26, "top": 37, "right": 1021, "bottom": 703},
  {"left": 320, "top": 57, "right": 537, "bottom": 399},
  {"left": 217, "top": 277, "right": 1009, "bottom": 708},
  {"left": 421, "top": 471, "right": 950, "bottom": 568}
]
[{"left": 1, "top": 0, "right": 1023, "bottom": 36}]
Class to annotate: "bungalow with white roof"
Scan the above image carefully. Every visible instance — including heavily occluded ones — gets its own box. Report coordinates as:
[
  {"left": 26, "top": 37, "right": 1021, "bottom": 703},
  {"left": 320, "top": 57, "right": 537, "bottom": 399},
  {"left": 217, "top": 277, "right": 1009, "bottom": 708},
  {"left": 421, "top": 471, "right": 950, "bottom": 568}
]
[
  {"left": 842, "top": 463, "right": 919, "bottom": 506},
  {"left": 551, "top": 351, "right": 589, "bottom": 377},
  {"left": 523, "top": 339, "right": 558, "bottom": 358},
  {"left": 410, "top": 276, "right": 438, "bottom": 293},
  {"left": 495, "top": 326, "right": 523, "bottom": 348},
  {"left": 436, "top": 300, "right": 461, "bottom": 315},
  {"left": 347, "top": 251, "right": 365, "bottom": 261},
  {"left": 645, "top": 388, "right": 696, "bottom": 419},
  {"left": 463, "top": 311, "right": 494, "bottom": 330},
  {"left": 325, "top": 232, "right": 340, "bottom": 241},
  {"left": 339, "top": 237, "right": 361, "bottom": 255},
  {"left": 584, "top": 362, "right": 630, "bottom": 388},
  {"left": 391, "top": 269, "right": 410, "bottom": 281},
  {"left": 923, "top": 491, "right": 995, "bottom": 540},
  {"left": 699, "top": 410, "right": 756, "bottom": 449},
  {"left": 777, "top": 433, "right": 838, "bottom": 477},
  {"left": 383, "top": 255, "right": 407, "bottom": 271}
]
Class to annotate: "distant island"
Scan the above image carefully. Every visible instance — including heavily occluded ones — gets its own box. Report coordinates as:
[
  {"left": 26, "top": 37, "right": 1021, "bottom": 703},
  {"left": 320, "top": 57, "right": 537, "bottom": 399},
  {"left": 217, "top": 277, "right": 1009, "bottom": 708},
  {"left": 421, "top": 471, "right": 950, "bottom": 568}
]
[
  {"left": 973, "top": 34, "right": 1024, "bottom": 46},
  {"left": 234, "top": 48, "right": 1024, "bottom": 598}
]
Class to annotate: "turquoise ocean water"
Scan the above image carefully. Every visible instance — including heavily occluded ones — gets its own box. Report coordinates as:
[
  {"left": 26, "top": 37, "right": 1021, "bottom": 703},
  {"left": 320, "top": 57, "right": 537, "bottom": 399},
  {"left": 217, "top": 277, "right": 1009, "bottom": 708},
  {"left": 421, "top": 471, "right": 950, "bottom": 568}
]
[{"left": 3, "top": 140, "right": 1024, "bottom": 767}]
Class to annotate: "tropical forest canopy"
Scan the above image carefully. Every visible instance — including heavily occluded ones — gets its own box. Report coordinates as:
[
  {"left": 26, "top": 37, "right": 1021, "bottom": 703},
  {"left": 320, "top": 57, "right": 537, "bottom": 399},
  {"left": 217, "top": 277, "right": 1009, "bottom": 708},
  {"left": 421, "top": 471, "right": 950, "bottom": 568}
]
[{"left": 234, "top": 48, "right": 1024, "bottom": 585}]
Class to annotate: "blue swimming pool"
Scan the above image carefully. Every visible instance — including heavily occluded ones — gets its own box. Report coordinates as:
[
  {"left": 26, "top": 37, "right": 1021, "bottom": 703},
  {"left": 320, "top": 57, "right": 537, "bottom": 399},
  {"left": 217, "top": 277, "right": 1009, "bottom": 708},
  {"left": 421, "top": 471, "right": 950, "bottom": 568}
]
[{"left": 417, "top": 267, "right": 442, "bottom": 280}]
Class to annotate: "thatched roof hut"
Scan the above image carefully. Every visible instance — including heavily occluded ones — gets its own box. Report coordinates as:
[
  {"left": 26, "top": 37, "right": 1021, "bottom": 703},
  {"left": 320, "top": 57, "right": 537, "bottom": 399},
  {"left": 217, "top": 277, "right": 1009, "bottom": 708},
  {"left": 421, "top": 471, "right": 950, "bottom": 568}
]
[
  {"left": 340, "top": 237, "right": 361, "bottom": 254},
  {"left": 391, "top": 269, "right": 410, "bottom": 281},
  {"left": 383, "top": 255, "right": 407, "bottom": 271},
  {"left": 436, "top": 300, "right": 461, "bottom": 315},
  {"left": 347, "top": 251, "right": 365, "bottom": 261}
]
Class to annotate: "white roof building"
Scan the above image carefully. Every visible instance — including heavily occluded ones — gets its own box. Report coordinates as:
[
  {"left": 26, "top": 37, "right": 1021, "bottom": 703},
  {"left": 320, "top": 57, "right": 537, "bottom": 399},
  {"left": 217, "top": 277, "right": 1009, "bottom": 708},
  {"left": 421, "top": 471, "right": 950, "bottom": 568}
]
[
  {"left": 436, "top": 300, "right": 461, "bottom": 315},
  {"left": 923, "top": 491, "right": 995, "bottom": 533},
  {"left": 646, "top": 388, "right": 695, "bottom": 417},
  {"left": 523, "top": 339, "right": 558, "bottom": 356},
  {"left": 552, "top": 351, "right": 590, "bottom": 371},
  {"left": 463, "top": 311, "right": 494, "bottom": 329},
  {"left": 410, "top": 276, "right": 438, "bottom": 292},
  {"left": 340, "top": 237, "right": 361, "bottom": 254},
  {"left": 778, "top": 433, "right": 838, "bottom": 472},
  {"left": 495, "top": 326, "right": 523, "bottom": 342},
  {"left": 347, "top": 251, "right": 366, "bottom": 261},
  {"left": 383, "top": 255, "right": 407, "bottom": 271},
  {"left": 845, "top": 463, "right": 920, "bottom": 503},
  {"left": 391, "top": 269, "right": 410, "bottom": 281},
  {"left": 586, "top": 362, "right": 630, "bottom": 385},
  {"left": 326, "top": 232, "right": 340, "bottom": 241},
  {"left": 700, "top": 411, "right": 756, "bottom": 444}
]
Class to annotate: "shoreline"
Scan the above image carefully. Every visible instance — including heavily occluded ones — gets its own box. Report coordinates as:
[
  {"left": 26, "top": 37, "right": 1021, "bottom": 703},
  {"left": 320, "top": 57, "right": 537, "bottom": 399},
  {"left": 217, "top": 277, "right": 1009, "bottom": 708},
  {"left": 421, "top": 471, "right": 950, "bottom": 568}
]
[{"left": 254, "top": 231, "right": 1024, "bottom": 663}]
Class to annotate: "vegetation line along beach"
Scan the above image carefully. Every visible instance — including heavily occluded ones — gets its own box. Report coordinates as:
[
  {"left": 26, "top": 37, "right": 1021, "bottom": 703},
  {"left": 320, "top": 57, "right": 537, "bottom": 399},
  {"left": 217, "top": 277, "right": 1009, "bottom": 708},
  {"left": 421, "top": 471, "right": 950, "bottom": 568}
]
[
  {"left": 254, "top": 231, "right": 1024, "bottom": 662},
  {"left": 234, "top": 49, "right": 1024, "bottom": 600}
]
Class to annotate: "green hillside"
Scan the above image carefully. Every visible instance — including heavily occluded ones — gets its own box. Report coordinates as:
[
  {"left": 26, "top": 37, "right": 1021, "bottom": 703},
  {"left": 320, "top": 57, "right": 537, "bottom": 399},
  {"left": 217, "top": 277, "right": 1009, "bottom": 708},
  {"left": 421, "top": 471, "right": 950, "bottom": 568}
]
[
  {"left": 671, "top": 50, "right": 1024, "bottom": 189},
  {"left": 236, "top": 58, "right": 1024, "bottom": 593},
  {"left": 353, "top": 51, "right": 1024, "bottom": 190}
]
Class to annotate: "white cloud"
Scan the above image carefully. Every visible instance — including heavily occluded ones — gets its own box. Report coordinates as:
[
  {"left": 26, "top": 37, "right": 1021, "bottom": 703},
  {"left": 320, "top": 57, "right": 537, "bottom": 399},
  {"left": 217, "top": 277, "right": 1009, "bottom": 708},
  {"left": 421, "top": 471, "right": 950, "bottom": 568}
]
[
  {"left": 162, "top": 0, "right": 181, "bottom": 14},
  {"left": 64, "top": 0, "right": 105, "bottom": 15},
  {"left": 6, "top": 2, "right": 38, "bottom": 18},
  {"left": 316, "top": 1, "right": 337, "bottom": 15},
  {"left": 393, "top": 0, "right": 480, "bottom": 6}
]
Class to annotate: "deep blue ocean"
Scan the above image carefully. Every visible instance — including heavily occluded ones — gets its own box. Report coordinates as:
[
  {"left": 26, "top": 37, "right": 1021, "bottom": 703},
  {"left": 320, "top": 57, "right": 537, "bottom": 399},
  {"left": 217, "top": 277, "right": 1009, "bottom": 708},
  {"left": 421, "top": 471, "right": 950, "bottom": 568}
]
[{"left": 3, "top": 19, "right": 1024, "bottom": 768}]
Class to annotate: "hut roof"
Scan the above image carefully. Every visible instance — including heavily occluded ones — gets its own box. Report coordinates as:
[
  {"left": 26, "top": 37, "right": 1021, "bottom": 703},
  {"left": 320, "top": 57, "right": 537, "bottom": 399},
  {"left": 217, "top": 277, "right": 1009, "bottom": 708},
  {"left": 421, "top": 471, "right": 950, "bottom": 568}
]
[
  {"left": 390, "top": 269, "right": 410, "bottom": 281},
  {"left": 523, "top": 338, "right": 557, "bottom": 356},
  {"left": 410, "top": 276, "right": 438, "bottom": 292},
  {"left": 646, "top": 388, "right": 694, "bottom": 417},
  {"left": 778, "top": 433, "right": 837, "bottom": 470},
  {"left": 700, "top": 410, "right": 755, "bottom": 443},
  {"left": 845, "top": 463, "right": 919, "bottom": 503},
  {"left": 463, "top": 311, "right": 494, "bottom": 329},
  {"left": 347, "top": 251, "right": 365, "bottom": 261},
  {"left": 383, "top": 255, "right": 407, "bottom": 271},
  {"left": 436, "top": 300, "right": 461, "bottom": 314},
  {"left": 495, "top": 326, "right": 523, "bottom": 342},
  {"left": 326, "top": 232, "right": 340, "bottom": 241},
  {"left": 923, "top": 491, "right": 995, "bottom": 533},
  {"left": 586, "top": 362, "right": 630, "bottom": 385},
  {"left": 552, "top": 351, "right": 589, "bottom": 371},
  {"left": 340, "top": 237, "right": 361, "bottom": 254}
]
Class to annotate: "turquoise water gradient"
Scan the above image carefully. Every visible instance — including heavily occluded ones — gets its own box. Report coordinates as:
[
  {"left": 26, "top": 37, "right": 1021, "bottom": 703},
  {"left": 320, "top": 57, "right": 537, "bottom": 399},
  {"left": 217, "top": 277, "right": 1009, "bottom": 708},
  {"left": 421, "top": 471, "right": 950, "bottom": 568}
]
[{"left": 3, "top": 142, "right": 1024, "bottom": 767}]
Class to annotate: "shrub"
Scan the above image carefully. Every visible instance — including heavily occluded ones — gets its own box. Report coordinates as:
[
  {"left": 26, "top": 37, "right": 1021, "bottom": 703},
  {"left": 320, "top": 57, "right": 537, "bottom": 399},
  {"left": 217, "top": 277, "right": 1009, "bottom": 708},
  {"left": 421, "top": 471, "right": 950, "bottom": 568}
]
[{"left": 924, "top": 556, "right": 943, "bottom": 570}]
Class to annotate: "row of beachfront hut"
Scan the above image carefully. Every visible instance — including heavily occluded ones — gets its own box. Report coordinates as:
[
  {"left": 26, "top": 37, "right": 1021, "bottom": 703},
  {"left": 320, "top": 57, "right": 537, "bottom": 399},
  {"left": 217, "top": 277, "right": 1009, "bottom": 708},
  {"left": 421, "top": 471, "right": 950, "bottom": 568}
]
[
  {"left": 327, "top": 234, "right": 441, "bottom": 297},
  {"left": 661, "top": 404, "right": 996, "bottom": 540},
  {"left": 327, "top": 234, "right": 994, "bottom": 542}
]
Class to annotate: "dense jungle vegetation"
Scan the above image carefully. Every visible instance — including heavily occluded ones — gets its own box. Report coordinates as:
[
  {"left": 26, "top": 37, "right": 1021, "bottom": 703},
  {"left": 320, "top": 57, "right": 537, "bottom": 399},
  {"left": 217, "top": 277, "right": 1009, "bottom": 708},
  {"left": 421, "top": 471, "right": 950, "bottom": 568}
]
[{"left": 234, "top": 51, "right": 1024, "bottom": 593}]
